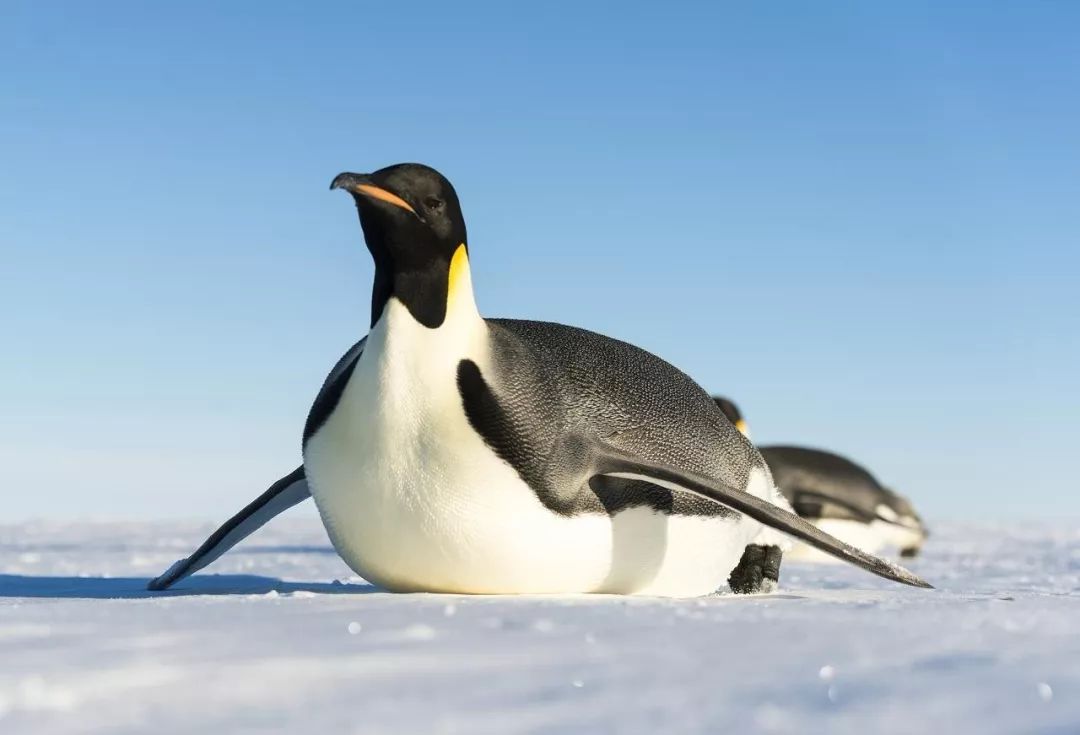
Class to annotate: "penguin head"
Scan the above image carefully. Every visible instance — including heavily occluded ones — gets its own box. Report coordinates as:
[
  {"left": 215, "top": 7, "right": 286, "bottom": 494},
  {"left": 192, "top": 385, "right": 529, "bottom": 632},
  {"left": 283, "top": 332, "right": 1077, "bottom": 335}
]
[
  {"left": 712, "top": 396, "right": 750, "bottom": 437},
  {"left": 332, "top": 163, "right": 469, "bottom": 327}
]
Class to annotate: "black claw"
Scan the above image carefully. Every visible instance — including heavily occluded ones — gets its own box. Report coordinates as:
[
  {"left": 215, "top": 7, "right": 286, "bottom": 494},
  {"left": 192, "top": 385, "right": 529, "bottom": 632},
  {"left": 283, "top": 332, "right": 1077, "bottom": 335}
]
[
  {"left": 762, "top": 544, "right": 783, "bottom": 584},
  {"left": 728, "top": 544, "right": 782, "bottom": 594}
]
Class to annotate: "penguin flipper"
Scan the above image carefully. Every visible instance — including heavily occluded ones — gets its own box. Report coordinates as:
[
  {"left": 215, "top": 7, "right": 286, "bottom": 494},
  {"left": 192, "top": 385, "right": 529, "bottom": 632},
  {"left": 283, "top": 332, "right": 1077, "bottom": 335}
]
[
  {"left": 594, "top": 447, "right": 932, "bottom": 589},
  {"left": 147, "top": 467, "right": 310, "bottom": 591}
]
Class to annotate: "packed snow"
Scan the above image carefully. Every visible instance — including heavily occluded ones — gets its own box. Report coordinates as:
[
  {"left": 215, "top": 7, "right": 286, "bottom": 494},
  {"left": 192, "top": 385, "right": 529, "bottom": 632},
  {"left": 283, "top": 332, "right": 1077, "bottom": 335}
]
[{"left": 1, "top": 518, "right": 1078, "bottom": 734}]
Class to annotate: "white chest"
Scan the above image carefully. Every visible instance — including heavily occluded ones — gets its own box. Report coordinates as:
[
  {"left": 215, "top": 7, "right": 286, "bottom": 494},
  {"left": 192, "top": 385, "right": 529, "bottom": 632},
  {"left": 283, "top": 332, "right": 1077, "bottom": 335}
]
[{"left": 302, "top": 300, "right": 603, "bottom": 592}]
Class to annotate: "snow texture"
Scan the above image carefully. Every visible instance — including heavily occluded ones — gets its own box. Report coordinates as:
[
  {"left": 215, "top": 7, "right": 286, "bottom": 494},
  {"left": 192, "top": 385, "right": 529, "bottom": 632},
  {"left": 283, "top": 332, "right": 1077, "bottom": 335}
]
[{"left": 1, "top": 519, "right": 1078, "bottom": 734}]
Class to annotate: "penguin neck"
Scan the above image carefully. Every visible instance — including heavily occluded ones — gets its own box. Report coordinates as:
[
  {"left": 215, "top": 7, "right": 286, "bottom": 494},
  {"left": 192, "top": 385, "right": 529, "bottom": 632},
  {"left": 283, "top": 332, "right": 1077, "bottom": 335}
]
[{"left": 371, "top": 244, "right": 481, "bottom": 335}]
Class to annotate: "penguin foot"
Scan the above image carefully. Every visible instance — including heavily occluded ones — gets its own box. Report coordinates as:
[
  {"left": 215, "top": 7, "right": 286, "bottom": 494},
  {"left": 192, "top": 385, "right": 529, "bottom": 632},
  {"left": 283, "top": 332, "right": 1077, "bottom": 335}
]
[
  {"left": 899, "top": 546, "right": 921, "bottom": 559},
  {"left": 728, "top": 544, "right": 783, "bottom": 594}
]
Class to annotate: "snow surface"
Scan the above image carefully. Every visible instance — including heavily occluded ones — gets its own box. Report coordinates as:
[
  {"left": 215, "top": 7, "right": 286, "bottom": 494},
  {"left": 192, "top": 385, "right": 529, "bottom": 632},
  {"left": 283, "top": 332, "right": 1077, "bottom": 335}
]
[{"left": 1, "top": 519, "right": 1078, "bottom": 734}]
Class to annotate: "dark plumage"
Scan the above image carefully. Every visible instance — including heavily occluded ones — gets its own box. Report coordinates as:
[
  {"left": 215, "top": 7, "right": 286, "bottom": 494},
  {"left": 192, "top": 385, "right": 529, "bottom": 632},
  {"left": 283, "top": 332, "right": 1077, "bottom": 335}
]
[
  {"left": 711, "top": 396, "right": 927, "bottom": 555},
  {"left": 148, "top": 165, "right": 932, "bottom": 594},
  {"left": 761, "top": 446, "right": 899, "bottom": 522}
]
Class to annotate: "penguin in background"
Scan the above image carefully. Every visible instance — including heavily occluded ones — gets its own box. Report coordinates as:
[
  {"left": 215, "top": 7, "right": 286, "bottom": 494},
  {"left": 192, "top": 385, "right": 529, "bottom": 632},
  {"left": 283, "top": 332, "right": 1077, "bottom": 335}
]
[
  {"left": 712, "top": 397, "right": 927, "bottom": 560},
  {"left": 148, "top": 164, "right": 930, "bottom": 596}
]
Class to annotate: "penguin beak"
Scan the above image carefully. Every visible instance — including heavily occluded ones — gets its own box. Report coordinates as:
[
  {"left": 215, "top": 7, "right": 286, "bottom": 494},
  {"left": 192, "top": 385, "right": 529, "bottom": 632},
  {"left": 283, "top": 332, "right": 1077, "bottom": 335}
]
[{"left": 330, "top": 172, "right": 416, "bottom": 215}]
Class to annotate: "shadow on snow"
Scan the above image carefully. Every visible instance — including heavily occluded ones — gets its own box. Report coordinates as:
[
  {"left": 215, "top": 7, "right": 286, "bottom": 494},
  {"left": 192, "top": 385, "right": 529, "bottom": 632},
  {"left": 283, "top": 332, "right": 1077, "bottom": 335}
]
[{"left": 0, "top": 573, "right": 377, "bottom": 599}]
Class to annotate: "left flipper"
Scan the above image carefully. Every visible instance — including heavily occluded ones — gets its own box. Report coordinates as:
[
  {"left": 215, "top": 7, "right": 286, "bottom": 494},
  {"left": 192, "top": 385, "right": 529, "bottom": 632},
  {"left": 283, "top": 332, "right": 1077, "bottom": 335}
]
[{"left": 148, "top": 467, "right": 309, "bottom": 591}]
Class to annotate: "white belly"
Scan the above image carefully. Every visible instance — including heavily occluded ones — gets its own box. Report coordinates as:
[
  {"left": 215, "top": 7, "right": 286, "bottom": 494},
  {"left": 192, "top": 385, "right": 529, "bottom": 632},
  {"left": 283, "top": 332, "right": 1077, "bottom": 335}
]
[{"left": 303, "top": 300, "right": 763, "bottom": 597}]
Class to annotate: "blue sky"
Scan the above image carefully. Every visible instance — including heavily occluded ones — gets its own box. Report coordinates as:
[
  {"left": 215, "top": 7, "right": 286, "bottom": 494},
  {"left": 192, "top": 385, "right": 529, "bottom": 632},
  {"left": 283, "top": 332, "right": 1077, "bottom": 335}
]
[{"left": 1, "top": 2, "right": 1077, "bottom": 522}]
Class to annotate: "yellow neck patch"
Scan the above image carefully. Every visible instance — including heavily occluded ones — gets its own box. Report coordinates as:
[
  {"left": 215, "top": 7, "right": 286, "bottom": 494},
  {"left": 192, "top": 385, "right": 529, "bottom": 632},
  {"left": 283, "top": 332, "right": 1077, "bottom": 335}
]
[{"left": 447, "top": 244, "right": 469, "bottom": 309}]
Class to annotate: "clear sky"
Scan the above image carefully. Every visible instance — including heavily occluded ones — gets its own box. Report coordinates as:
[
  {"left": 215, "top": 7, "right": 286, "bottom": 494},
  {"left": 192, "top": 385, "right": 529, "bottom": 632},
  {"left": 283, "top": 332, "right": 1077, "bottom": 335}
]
[{"left": 1, "top": 2, "right": 1077, "bottom": 522}]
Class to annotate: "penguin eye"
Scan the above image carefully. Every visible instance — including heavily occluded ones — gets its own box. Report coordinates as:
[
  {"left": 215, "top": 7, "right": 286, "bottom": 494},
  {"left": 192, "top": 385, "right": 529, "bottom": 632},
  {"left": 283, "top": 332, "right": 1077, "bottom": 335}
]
[{"left": 424, "top": 197, "right": 444, "bottom": 211}]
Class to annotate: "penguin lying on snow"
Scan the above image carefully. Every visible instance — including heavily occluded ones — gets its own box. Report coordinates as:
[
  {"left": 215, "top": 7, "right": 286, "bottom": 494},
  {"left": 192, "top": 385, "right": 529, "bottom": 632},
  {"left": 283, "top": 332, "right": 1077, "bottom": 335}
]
[
  {"left": 713, "top": 397, "right": 927, "bottom": 560},
  {"left": 149, "top": 164, "right": 929, "bottom": 596}
]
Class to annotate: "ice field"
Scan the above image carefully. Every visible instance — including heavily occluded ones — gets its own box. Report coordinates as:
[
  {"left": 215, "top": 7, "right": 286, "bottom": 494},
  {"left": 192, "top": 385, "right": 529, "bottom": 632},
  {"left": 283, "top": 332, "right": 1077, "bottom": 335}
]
[{"left": 1, "top": 518, "right": 1078, "bottom": 734}]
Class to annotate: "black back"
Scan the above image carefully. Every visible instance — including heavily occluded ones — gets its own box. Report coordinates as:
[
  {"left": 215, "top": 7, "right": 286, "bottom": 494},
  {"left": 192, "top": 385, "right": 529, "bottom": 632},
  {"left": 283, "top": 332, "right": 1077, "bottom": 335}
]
[
  {"left": 760, "top": 446, "right": 892, "bottom": 522},
  {"left": 467, "top": 319, "right": 763, "bottom": 518}
]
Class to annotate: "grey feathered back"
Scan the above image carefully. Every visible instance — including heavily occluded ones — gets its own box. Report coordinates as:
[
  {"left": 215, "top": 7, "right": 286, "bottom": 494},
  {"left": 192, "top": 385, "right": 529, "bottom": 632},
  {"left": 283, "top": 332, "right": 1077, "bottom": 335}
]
[{"left": 485, "top": 319, "right": 764, "bottom": 517}]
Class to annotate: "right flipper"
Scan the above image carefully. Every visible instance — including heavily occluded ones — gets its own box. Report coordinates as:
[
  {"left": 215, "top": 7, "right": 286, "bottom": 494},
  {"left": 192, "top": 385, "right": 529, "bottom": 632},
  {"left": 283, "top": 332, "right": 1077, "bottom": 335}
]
[
  {"left": 596, "top": 446, "right": 933, "bottom": 589},
  {"left": 148, "top": 466, "right": 310, "bottom": 591}
]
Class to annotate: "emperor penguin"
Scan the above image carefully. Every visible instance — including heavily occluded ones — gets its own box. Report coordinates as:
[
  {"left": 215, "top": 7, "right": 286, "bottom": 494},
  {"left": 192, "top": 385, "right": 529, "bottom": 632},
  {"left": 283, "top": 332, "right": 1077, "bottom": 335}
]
[
  {"left": 149, "top": 164, "right": 930, "bottom": 596},
  {"left": 712, "top": 396, "right": 928, "bottom": 560}
]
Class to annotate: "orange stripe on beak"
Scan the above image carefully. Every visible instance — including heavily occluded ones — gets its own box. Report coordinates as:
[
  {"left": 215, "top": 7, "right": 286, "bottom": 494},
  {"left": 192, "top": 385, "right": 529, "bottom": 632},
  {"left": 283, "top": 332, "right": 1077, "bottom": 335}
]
[{"left": 354, "top": 183, "right": 416, "bottom": 215}]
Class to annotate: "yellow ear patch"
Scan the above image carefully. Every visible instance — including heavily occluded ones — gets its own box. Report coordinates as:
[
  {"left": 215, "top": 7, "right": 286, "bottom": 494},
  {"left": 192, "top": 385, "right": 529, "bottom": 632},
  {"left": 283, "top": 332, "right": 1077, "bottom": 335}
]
[
  {"left": 354, "top": 183, "right": 416, "bottom": 214},
  {"left": 735, "top": 420, "right": 749, "bottom": 436},
  {"left": 447, "top": 244, "right": 469, "bottom": 307}
]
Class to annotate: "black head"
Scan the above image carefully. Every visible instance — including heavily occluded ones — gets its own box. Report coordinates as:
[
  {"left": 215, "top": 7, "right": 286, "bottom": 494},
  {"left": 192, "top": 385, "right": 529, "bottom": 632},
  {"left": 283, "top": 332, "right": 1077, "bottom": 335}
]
[
  {"left": 712, "top": 396, "right": 749, "bottom": 435},
  {"left": 331, "top": 163, "right": 468, "bottom": 328}
]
